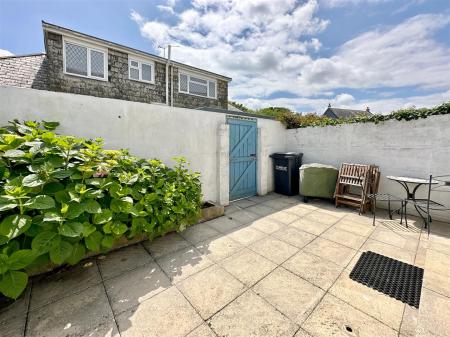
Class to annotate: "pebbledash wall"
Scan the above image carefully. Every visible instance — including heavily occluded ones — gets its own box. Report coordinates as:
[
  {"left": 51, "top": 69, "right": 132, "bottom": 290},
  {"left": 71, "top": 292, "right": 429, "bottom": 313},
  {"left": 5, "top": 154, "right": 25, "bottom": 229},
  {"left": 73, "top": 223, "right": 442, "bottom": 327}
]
[
  {"left": 44, "top": 32, "right": 228, "bottom": 109},
  {"left": 285, "top": 116, "right": 450, "bottom": 222},
  {"left": 0, "top": 86, "right": 285, "bottom": 204}
]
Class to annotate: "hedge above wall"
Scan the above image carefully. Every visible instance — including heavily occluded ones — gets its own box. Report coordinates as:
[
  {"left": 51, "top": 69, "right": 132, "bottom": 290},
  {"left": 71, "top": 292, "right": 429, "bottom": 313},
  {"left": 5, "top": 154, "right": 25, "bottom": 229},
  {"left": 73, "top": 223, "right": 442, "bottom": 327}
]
[
  {"left": 277, "top": 102, "right": 450, "bottom": 129},
  {"left": 0, "top": 120, "right": 202, "bottom": 299}
]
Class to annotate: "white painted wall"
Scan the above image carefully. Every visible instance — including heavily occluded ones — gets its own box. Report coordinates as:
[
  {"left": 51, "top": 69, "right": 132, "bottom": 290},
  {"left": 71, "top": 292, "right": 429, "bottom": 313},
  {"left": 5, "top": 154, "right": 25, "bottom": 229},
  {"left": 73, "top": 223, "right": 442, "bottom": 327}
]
[
  {"left": 285, "top": 116, "right": 450, "bottom": 222},
  {"left": 0, "top": 87, "right": 286, "bottom": 204}
]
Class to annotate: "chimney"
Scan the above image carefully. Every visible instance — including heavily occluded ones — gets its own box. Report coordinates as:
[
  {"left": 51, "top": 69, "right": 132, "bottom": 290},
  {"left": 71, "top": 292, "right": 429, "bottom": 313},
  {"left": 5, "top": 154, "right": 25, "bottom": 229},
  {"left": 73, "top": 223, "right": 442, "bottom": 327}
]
[
  {"left": 328, "top": 103, "right": 331, "bottom": 108},
  {"left": 366, "top": 106, "right": 370, "bottom": 113}
]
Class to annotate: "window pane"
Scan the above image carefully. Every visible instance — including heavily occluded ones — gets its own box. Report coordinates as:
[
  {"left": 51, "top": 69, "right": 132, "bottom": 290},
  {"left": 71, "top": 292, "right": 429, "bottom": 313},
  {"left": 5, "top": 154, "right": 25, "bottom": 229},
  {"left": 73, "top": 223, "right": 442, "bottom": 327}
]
[
  {"left": 142, "top": 63, "right": 152, "bottom": 82},
  {"left": 190, "top": 76, "right": 207, "bottom": 84},
  {"left": 179, "top": 74, "right": 188, "bottom": 92},
  {"left": 90, "top": 50, "right": 105, "bottom": 78},
  {"left": 65, "top": 43, "right": 87, "bottom": 76},
  {"left": 130, "top": 60, "right": 139, "bottom": 67},
  {"left": 189, "top": 81, "right": 207, "bottom": 96},
  {"left": 208, "top": 81, "right": 216, "bottom": 98},
  {"left": 130, "top": 68, "right": 139, "bottom": 80}
]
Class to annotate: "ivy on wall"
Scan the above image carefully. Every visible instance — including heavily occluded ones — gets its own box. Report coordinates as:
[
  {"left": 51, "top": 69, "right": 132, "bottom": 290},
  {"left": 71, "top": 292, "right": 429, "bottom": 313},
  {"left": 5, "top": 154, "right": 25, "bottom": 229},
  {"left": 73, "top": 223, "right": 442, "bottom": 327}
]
[{"left": 277, "top": 102, "right": 450, "bottom": 129}]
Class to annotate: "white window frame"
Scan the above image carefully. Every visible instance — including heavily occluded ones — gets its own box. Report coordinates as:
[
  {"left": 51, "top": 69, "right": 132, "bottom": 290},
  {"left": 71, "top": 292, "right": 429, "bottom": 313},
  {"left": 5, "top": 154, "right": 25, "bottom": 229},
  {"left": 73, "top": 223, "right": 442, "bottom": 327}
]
[
  {"left": 178, "top": 71, "right": 217, "bottom": 99},
  {"left": 128, "top": 57, "right": 155, "bottom": 84},
  {"left": 62, "top": 37, "right": 108, "bottom": 81}
]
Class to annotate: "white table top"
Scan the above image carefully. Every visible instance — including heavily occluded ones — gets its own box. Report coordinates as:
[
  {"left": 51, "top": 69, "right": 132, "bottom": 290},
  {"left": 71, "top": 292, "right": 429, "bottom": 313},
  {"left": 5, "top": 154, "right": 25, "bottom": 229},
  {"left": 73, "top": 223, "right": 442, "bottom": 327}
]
[{"left": 387, "top": 176, "right": 438, "bottom": 184}]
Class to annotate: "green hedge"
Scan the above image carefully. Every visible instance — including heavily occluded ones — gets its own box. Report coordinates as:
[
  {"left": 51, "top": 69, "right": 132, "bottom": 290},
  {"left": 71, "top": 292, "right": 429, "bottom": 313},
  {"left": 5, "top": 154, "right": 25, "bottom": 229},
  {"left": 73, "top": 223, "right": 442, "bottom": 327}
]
[
  {"left": 277, "top": 102, "right": 450, "bottom": 129},
  {"left": 0, "top": 120, "right": 202, "bottom": 299}
]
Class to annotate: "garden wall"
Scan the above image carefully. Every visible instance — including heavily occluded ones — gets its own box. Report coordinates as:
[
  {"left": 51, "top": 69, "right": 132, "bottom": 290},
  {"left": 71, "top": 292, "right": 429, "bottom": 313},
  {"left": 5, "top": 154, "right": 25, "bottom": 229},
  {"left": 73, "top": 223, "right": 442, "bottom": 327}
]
[
  {"left": 0, "top": 86, "right": 286, "bottom": 204},
  {"left": 285, "top": 115, "right": 450, "bottom": 222}
]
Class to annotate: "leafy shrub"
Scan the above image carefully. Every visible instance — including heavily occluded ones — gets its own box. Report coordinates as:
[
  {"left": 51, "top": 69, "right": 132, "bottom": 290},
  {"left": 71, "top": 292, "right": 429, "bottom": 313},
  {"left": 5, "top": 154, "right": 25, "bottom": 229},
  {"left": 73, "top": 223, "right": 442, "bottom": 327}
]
[
  {"left": 0, "top": 120, "right": 202, "bottom": 299},
  {"left": 277, "top": 102, "right": 450, "bottom": 129}
]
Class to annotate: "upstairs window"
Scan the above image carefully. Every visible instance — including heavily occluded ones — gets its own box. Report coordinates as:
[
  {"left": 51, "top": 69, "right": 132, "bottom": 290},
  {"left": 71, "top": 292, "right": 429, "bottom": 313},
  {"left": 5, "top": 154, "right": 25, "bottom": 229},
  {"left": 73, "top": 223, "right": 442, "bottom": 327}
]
[
  {"left": 63, "top": 38, "right": 107, "bottom": 81},
  {"left": 179, "top": 72, "right": 217, "bottom": 99},
  {"left": 128, "top": 57, "right": 155, "bottom": 83}
]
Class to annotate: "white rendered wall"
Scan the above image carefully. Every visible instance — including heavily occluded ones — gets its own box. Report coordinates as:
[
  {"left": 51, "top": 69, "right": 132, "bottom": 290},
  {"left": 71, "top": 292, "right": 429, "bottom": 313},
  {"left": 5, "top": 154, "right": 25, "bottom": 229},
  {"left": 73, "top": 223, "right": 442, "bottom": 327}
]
[
  {"left": 0, "top": 86, "right": 286, "bottom": 204},
  {"left": 285, "top": 116, "right": 450, "bottom": 222}
]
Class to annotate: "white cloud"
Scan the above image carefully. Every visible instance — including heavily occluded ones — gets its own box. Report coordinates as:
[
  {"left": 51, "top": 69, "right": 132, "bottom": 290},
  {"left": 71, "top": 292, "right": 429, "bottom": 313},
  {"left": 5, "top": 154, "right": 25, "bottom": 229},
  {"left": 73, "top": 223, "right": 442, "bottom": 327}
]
[
  {"left": 320, "top": 0, "right": 391, "bottom": 7},
  {"left": 131, "top": 2, "right": 450, "bottom": 110},
  {"left": 0, "top": 49, "right": 13, "bottom": 57}
]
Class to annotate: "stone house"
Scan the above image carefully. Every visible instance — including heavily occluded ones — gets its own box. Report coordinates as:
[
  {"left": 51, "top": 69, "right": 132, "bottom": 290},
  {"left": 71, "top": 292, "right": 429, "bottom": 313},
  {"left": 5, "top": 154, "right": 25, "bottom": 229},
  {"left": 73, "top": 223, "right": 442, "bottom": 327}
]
[
  {"left": 0, "top": 21, "right": 231, "bottom": 109},
  {"left": 323, "top": 103, "right": 372, "bottom": 119}
]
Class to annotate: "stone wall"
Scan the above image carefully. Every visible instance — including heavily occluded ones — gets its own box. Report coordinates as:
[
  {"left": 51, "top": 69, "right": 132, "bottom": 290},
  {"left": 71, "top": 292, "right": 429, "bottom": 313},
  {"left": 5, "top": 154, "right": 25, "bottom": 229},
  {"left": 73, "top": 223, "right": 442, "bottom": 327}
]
[
  {"left": 43, "top": 31, "right": 228, "bottom": 109},
  {"left": 0, "top": 54, "right": 48, "bottom": 90}
]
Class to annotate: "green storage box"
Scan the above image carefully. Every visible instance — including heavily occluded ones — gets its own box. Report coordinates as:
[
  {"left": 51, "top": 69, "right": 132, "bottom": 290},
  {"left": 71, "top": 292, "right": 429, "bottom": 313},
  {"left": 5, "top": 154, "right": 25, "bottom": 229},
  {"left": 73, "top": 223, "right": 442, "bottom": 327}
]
[{"left": 299, "top": 163, "right": 338, "bottom": 201}]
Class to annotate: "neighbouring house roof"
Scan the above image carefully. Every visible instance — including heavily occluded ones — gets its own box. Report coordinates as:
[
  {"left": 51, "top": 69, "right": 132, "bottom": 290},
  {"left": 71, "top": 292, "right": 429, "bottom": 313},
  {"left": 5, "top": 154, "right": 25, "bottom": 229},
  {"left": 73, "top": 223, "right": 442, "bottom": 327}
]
[
  {"left": 42, "top": 21, "right": 232, "bottom": 82},
  {"left": 227, "top": 103, "right": 244, "bottom": 112},
  {"left": 0, "top": 53, "right": 48, "bottom": 90},
  {"left": 323, "top": 105, "right": 372, "bottom": 119}
]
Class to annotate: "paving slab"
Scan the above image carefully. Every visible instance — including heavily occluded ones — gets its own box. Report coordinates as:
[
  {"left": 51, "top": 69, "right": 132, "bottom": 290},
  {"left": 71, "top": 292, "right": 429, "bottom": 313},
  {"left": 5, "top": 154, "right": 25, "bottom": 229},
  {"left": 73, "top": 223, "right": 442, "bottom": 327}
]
[
  {"left": 246, "top": 204, "right": 279, "bottom": 217},
  {"left": 303, "top": 211, "right": 341, "bottom": 226},
  {"left": 273, "top": 227, "right": 316, "bottom": 249},
  {"left": 289, "top": 218, "right": 333, "bottom": 236},
  {"left": 249, "top": 236, "right": 299, "bottom": 264},
  {"left": 220, "top": 248, "right": 276, "bottom": 286},
  {"left": 227, "top": 209, "right": 261, "bottom": 224},
  {"left": 177, "top": 264, "right": 246, "bottom": 319},
  {"left": 186, "top": 324, "right": 217, "bottom": 337},
  {"left": 284, "top": 204, "right": 315, "bottom": 217},
  {"left": 116, "top": 286, "right": 202, "bottom": 337},
  {"left": 26, "top": 284, "right": 119, "bottom": 337},
  {"left": 249, "top": 217, "right": 286, "bottom": 234},
  {"left": 302, "top": 294, "right": 398, "bottom": 337},
  {"left": 415, "top": 288, "right": 450, "bottom": 337},
  {"left": 261, "top": 198, "right": 292, "bottom": 210},
  {"left": 334, "top": 218, "right": 375, "bottom": 237},
  {"left": 370, "top": 227, "right": 419, "bottom": 251},
  {"left": 253, "top": 267, "right": 324, "bottom": 324},
  {"left": 304, "top": 237, "right": 357, "bottom": 267},
  {"left": 283, "top": 251, "right": 343, "bottom": 290},
  {"left": 195, "top": 235, "right": 243, "bottom": 262},
  {"left": 206, "top": 216, "right": 242, "bottom": 233},
  {"left": 143, "top": 232, "right": 192, "bottom": 259},
  {"left": 423, "top": 248, "right": 450, "bottom": 278},
  {"left": 0, "top": 285, "right": 30, "bottom": 323},
  {"left": 360, "top": 239, "right": 416, "bottom": 265},
  {"left": 30, "top": 260, "right": 101, "bottom": 310},
  {"left": 329, "top": 271, "right": 405, "bottom": 330},
  {"left": 321, "top": 227, "right": 367, "bottom": 250},
  {"left": 230, "top": 198, "right": 257, "bottom": 208},
  {"left": 268, "top": 210, "right": 299, "bottom": 224},
  {"left": 156, "top": 245, "right": 214, "bottom": 283},
  {"left": 104, "top": 262, "right": 171, "bottom": 315},
  {"left": 227, "top": 226, "right": 266, "bottom": 245},
  {"left": 209, "top": 290, "right": 298, "bottom": 337},
  {"left": 1, "top": 317, "right": 25, "bottom": 337},
  {"left": 97, "top": 244, "right": 152, "bottom": 280},
  {"left": 180, "top": 222, "right": 221, "bottom": 244}
]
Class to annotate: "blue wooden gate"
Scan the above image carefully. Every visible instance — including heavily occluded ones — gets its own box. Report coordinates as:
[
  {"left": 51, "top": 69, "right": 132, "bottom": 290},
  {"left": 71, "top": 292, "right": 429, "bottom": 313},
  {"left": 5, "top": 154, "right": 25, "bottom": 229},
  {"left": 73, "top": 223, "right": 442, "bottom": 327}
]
[{"left": 228, "top": 117, "right": 257, "bottom": 200}]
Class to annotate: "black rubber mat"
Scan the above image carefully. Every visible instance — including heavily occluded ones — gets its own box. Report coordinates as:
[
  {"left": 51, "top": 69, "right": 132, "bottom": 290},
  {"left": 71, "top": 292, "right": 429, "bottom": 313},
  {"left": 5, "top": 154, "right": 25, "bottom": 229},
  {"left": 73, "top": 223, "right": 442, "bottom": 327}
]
[{"left": 349, "top": 251, "right": 424, "bottom": 308}]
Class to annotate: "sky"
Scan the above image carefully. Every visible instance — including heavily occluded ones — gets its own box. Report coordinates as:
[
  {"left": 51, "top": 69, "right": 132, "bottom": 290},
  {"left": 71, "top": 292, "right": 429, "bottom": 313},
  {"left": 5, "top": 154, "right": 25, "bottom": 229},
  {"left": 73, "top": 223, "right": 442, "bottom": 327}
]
[{"left": 1, "top": 0, "right": 449, "bottom": 114}]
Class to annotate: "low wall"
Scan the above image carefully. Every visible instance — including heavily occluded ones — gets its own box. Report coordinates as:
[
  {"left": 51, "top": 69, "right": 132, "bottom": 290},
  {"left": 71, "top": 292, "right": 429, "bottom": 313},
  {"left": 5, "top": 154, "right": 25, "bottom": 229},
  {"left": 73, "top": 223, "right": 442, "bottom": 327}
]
[
  {"left": 286, "top": 116, "right": 450, "bottom": 222},
  {"left": 0, "top": 86, "right": 286, "bottom": 204}
]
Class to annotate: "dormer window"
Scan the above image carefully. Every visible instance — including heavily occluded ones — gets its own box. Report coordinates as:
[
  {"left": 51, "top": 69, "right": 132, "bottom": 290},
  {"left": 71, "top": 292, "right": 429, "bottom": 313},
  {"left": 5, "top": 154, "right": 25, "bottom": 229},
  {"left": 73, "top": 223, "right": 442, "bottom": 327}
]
[{"left": 63, "top": 38, "right": 107, "bottom": 81}]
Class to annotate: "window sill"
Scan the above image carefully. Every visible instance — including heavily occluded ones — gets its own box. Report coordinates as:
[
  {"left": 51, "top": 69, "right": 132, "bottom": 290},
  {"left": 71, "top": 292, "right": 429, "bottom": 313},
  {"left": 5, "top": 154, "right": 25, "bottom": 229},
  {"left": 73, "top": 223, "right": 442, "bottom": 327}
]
[
  {"left": 178, "top": 91, "right": 217, "bottom": 100},
  {"left": 128, "top": 78, "right": 155, "bottom": 85},
  {"left": 63, "top": 71, "right": 108, "bottom": 82}
]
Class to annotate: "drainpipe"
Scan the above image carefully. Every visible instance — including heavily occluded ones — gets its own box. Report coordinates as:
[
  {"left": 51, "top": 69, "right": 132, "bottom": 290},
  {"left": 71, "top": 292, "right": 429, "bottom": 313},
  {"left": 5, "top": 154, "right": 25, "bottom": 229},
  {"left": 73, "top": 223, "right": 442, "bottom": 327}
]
[
  {"left": 165, "top": 49, "right": 169, "bottom": 106},
  {"left": 168, "top": 45, "right": 173, "bottom": 107}
]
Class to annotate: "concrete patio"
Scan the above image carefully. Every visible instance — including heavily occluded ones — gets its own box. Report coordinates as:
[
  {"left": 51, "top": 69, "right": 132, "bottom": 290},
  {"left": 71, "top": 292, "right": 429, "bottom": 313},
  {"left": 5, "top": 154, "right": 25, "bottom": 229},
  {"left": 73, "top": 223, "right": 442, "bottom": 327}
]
[{"left": 2, "top": 193, "right": 449, "bottom": 337}]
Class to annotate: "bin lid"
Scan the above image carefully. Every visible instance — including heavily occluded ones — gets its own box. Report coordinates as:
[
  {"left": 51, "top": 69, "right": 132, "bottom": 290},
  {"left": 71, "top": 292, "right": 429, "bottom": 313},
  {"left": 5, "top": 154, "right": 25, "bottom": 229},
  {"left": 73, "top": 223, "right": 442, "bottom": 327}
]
[
  {"left": 270, "top": 152, "right": 303, "bottom": 159},
  {"left": 300, "top": 163, "right": 337, "bottom": 170}
]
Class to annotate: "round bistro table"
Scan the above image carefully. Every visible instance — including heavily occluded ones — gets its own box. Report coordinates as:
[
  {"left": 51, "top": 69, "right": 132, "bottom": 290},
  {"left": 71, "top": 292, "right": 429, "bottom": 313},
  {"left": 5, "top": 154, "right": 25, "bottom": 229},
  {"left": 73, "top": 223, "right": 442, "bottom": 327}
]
[{"left": 386, "top": 176, "right": 438, "bottom": 226}]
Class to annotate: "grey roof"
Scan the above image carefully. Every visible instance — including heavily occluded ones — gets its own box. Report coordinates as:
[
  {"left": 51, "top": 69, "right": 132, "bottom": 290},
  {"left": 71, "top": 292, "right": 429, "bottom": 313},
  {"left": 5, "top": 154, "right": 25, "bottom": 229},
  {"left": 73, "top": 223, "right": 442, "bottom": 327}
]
[
  {"left": 196, "top": 107, "right": 276, "bottom": 120},
  {"left": 323, "top": 107, "right": 372, "bottom": 119},
  {"left": 0, "top": 53, "right": 48, "bottom": 90},
  {"left": 42, "top": 21, "right": 232, "bottom": 82}
]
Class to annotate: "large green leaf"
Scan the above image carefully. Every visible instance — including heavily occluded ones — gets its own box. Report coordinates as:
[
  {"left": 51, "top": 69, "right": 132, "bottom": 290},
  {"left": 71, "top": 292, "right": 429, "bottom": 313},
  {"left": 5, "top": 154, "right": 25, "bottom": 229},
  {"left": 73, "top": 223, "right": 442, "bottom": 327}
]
[
  {"left": 31, "top": 231, "right": 59, "bottom": 254},
  {"left": 83, "top": 200, "right": 101, "bottom": 214},
  {"left": 0, "top": 196, "right": 18, "bottom": 211},
  {"left": 93, "top": 209, "right": 112, "bottom": 225},
  {"left": 66, "top": 243, "right": 86, "bottom": 265},
  {"left": 65, "top": 202, "right": 85, "bottom": 220},
  {"left": 3, "top": 149, "right": 26, "bottom": 158},
  {"left": 0, "top": 215, "right": 32, "bottom": 241},
  {"left": 0, "top": 270, "right": 28, "bottom": 299},
  {"left": 59, "top": 222, "right": 84, "bottom": 237},
  {"left": 22, "top": 174, "right": 46, "bottom": 188},
  {"left": 7, "top": 250, "right": 36, "bottom": 270},
  {"left": 84, "top": 231, "right": 103, "bottom": 252},
  {"left": 0, "top": 254, "right": 8, "bottom": 274},
  {"left": 49, "top": 240, "right": 73, "bottom": 265},
  {"left": 24, "top": 195, "right": 55, "bottom": 210}
]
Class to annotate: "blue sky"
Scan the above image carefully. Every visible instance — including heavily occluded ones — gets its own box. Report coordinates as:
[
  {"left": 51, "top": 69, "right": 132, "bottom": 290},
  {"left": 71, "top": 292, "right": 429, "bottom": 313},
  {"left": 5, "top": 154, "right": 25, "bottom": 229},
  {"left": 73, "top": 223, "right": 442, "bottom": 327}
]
[{"left": 1, "top": 0, "right": 449, "bottom": 113}]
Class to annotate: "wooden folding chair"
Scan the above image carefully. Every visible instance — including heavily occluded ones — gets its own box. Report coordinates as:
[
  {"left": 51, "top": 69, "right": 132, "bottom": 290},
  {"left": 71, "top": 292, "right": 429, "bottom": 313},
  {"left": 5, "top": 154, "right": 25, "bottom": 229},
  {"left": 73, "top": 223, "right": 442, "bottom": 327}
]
[{"left": 334, "top": 163, "right": 379, "bottom": 214}]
